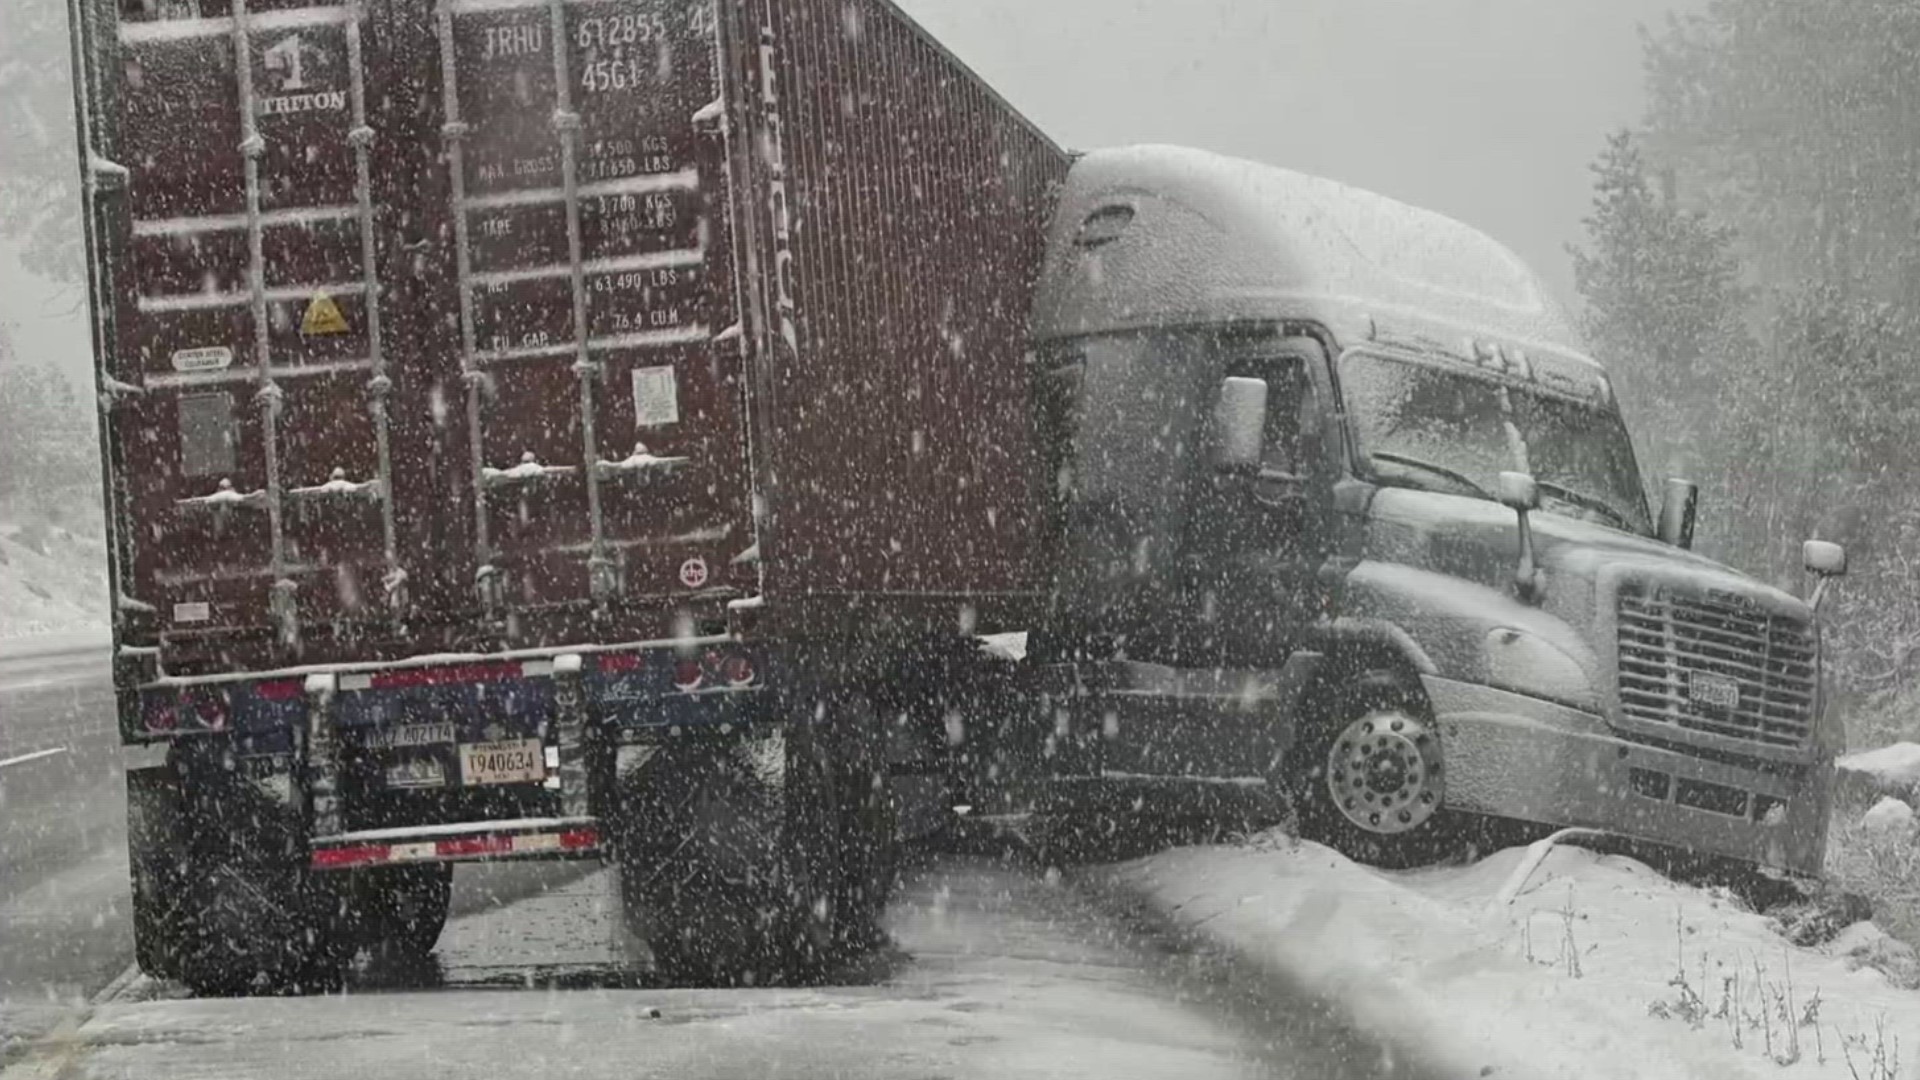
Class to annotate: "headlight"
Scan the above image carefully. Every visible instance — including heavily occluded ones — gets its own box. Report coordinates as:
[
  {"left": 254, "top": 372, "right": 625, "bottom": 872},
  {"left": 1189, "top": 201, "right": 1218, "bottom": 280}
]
[{"left": 1484, "top": 627, "right": 1598, "bottom": 712}]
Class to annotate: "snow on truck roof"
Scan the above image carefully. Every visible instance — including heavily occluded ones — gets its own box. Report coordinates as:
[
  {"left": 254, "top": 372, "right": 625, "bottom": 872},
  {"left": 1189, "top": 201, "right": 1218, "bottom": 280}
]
[{"left": 1033, "top": 145, "right": 1594, "bottom": 365}]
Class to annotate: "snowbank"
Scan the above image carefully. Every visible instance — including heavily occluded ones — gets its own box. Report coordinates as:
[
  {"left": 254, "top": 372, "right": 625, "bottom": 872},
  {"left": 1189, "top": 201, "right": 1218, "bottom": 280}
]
[
  {"left": 1840, "top": 744, "right": 1920, "bottom": 807},
  {"left": 1861, "top": 798, "right": 1918, "bottom": 842},
  {"left": 1109, "top": 838, "right": 1920, "bottom": 1080},
  {"left": 0, "top": 521, "right": 108, "bottom": 637}
]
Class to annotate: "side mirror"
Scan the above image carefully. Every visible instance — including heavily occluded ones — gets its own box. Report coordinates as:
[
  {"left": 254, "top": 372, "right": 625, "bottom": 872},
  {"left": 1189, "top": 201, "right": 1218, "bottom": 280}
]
[
  {"left": 1658, "top": 479, "right": 1699, "bottom": 550},
  {"left": 1212, "top": 377, "right": 1268, "bottom": 473},
  {"left": 1498, "top": 471, "right": 1540, "bottom": 512},
  {"left": 1498, "top": 471, "right": 1543, "bottom": 601},
  {"left": 1804, "top": 540, "right": 1848, "bottom": 578},
  {"left": 1804, "top": 540, "right": 1847, "bottom": 612}
]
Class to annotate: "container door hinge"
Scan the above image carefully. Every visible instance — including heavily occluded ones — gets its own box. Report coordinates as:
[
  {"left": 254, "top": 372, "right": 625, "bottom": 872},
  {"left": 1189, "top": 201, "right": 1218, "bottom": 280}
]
[
  {"left": 550, "top": 654, "right": 591, "bottom": 818},
  {"left": 304, "top": 673, "right": 342, "bottom": 839}
]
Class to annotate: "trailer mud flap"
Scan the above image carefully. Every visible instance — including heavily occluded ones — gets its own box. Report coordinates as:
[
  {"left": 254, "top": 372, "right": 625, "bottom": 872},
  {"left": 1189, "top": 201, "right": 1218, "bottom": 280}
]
[{"left": 126, "top": 764, "right": 188, "bottom": 979}]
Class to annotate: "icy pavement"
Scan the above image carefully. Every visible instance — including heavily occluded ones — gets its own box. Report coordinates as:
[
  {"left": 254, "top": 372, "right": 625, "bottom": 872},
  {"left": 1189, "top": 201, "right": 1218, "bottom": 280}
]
[
  {"left": 1110, "top": 836, "right": 1920, "bottom": 1080},
  {"left": 0, "top": 663, "right": 128, "bottom": 1056},
  {"left": 0, "top": 856, "right": 1429, "bottom": 1080}
]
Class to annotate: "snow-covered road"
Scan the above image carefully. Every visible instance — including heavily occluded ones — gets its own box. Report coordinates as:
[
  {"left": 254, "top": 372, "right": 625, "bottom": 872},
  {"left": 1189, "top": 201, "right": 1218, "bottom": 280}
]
[
  {"left": 0, "top": 659, "right": 1417, "bottom": 1080},
  {"left": 1, "top": 855, "right": 1426, "bottom": 1080},
  {"left": 0, "top": 663, "right": 128, "bottom": 1051}
]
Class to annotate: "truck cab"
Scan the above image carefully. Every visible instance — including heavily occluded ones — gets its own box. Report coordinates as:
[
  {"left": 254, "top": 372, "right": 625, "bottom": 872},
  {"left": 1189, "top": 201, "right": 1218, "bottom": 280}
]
[{"left": 1026, "top": 145, "right": 1840, "bottom": 874}]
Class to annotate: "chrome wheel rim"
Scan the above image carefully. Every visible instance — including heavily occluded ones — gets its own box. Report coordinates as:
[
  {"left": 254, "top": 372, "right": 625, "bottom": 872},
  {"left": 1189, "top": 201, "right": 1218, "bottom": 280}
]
[{"left": 1325, "top": 709, "right": 1444, "bottom": 835}]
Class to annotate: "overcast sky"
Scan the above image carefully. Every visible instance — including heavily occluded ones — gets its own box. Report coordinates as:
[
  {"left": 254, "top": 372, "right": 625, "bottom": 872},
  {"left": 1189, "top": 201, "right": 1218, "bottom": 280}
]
[
  {"left": 894, "top": 0, "right": 1698, "bottom": 298},
  {"left": 2, "top": 0, "right": 1693, "bottom": 383}
]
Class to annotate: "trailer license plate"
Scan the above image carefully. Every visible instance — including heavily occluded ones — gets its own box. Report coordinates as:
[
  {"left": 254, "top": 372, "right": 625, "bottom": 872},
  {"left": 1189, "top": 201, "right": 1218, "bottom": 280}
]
[
  {"left": 460, "top": 739, "right": 546, "bottom": 786},
  {"left": 1688, "top": 671, "right": 1741, "bottom": 711},
  {"left": 386, "top": 757, "right": 448, "bottom": 789},
  {"left": 368, "top": 722, "right": 457, "bottom": 749}
]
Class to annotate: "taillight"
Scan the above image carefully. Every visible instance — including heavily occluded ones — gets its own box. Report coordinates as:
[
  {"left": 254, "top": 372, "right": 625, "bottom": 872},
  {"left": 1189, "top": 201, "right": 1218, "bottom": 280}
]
[
  {"left": 188, "top": 692, "right": 229, "bottom": 731},
  {"left": 722, "top": 655, "right": 756, "bottom": 687},
  {"left": 673, "top": 658, "right": 705, "bottom": 692},
  {"left": 144, "top": 700, "right": 178, "bottom": 734}
]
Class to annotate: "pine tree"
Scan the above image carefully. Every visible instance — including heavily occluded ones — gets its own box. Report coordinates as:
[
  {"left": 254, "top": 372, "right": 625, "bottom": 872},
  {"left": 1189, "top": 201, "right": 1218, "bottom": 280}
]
[
  {"left": 1568, "top": 130, "right": 1749, "bottom": 498},
  {"left": 0, "top": 0, "right": 83, "bottom": 279}
]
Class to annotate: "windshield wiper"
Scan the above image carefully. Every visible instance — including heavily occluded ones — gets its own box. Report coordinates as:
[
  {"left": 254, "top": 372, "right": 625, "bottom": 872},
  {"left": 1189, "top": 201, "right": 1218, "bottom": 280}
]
[
  {"left": 1532, "top": 479, "right": 1637, "bottom": 533},
  {"left": 1366, "top": 452, "right": 1493, "bottom": 500}
]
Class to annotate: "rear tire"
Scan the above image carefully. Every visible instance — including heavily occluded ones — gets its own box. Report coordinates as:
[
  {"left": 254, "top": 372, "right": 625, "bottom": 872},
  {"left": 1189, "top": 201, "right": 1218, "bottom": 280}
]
[
  {"left": 126, "top": 760, "right": 352, "bottom": 997},
  {"left": 612, "top": 680, "right": 897, "bottom": 985},
  {"left": 615, "top": 740, "right": 788, "bottom": 986}
]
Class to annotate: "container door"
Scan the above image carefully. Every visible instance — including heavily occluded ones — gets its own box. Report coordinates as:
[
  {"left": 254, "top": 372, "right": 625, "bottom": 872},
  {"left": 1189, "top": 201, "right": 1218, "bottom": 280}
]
[
  {"left": 91, "top": 0, "right": 755, "bottom": 670},
  {"left": 425, "top": 0, "right": 754, "bottom": 621},
  {"left": 103, "top": 0, "right": 426, "bottom": 667}
]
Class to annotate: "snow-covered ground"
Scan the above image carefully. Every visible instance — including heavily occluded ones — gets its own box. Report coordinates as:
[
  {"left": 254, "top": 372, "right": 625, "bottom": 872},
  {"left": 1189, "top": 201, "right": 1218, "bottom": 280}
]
[
  {"left": 1110, "top": 830, "right": 1920, "bottom": 1080},
  {"left": 1843, "top": 745, "right": 1920, "bottom": 804},
  {"left": 1, "top": 860, "right": 1365, "bottom": 1080},
  {"left": 0, "top": 520, "right": 107, "bottom": 638}
]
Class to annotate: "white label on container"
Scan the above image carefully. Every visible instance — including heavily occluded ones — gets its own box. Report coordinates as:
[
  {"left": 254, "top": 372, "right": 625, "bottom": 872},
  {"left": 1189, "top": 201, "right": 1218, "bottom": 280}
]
[
  {"left": 632, "top": 365, "right": 680, "bottom": 428},
  {"left": 171, "top": 346, "right": 234, "bottom": 373},
  {"left": 172, "top": 601, "right": 211, "bottom": 623}
]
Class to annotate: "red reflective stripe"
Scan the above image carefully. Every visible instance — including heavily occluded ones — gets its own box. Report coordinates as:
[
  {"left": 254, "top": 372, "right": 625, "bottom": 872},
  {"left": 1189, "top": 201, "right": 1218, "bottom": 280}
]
[
  {"left": 255, "top": 679, "right": 303, "bottom": 701},
  {"left": 312, "top": 844, "right": 390, "bottom": 869},
  {"left": 315, "top": 828, "right": 598, "bottom": 869},
  {"left": 370, "top": 662, "right": 524, "bottom": 690},
  {"left": 598, "top": 653, "right": 645, "bottom": 673},
  {"left": 434, "top": 834, "right": 516, "bottom": 859}
]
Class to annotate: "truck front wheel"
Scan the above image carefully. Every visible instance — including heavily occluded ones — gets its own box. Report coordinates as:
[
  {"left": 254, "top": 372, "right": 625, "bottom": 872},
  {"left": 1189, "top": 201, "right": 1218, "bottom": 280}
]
[{"left": 1284, "top": 669, "right": 1455, "bottom": 868}]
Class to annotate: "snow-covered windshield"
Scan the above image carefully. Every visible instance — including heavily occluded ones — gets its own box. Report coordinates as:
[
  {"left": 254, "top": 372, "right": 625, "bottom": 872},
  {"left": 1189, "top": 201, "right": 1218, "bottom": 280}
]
[{"left": 1340, "top": 352, "right": 1653, "bottom": 535}]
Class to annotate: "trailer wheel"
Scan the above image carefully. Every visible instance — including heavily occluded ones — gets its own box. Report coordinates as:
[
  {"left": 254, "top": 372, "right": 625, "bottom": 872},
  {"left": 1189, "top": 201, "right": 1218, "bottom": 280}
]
[
  {"left": 127, "top": 760, "right": 352, "bottom": 996},
  {"left": 824, "top": 690, "right": 897, "bottom": 954},
  {"left": 615, "top": 740, "right": 786, "bottom": 986},
  {"left": 1283, "top": 668, "right": 1458, "bottom": 868},
  {"left": 771, "top": 685, "right": 896, "bottom": 968},
  {"left": 127, "top": 764, "right": 189, "bottom": 981}
]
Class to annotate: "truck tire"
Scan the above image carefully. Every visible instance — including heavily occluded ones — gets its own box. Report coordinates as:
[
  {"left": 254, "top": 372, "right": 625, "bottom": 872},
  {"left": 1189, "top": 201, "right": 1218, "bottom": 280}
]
[
  {"left": 126, "top": 761, "right": 351, "bottom": 996},
  {"left": 127, "top": 765, "right": 189, "bottom": 982},
  {"left": 350, "top": 864, "right": 453, "bottom": 963},
  {"left": 615, "top": 740, "right": 787, "bottom": 986},
  {"left": 613, "top": 690, "right": 897, "bottom": 985},
  {"left": 1283, "top": 668, "right": 1458, "bottom": 869},
  {"left": 818, "top": 689, "right": 897, "bottom": 955}
]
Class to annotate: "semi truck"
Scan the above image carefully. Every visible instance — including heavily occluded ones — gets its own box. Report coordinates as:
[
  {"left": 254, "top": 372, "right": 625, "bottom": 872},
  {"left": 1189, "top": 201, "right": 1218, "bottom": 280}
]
[
  {"left": 1016, "top": 146, "right": 1845, "bottom": 875},
  {"left": 70, "top": 0, "right": 1842, "bottom": 996}
]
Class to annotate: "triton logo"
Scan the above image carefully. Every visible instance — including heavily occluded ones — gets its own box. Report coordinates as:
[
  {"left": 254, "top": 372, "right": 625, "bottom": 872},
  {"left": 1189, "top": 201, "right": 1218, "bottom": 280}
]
[{"left": 758, "top": 11, "right": 799, "bottom": 361}]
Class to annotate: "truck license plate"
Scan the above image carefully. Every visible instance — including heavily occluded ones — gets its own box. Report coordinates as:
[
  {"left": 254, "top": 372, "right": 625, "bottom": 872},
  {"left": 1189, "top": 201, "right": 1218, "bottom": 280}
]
[
  {"left": 368, "top": 722, "right": 456, "bottom": 749},
  {"left": 1688, "top": 671, "right": 1742, "bottom": 711},
  {"left": 460, "top": 739, "right": 546, "bottom": 786}
]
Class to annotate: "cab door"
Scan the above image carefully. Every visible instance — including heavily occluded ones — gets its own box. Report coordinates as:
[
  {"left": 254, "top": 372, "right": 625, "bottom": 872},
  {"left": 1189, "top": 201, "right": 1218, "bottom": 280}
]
[{"left": 1191, "top": 337, "right": 1337, "bottom": 671}]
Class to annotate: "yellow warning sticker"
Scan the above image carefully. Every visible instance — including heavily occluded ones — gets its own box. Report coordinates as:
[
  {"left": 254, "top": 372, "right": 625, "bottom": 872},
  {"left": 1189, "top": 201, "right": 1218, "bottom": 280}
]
[{"left": 300, "top": 291, "right": 349, "bottom": 336}]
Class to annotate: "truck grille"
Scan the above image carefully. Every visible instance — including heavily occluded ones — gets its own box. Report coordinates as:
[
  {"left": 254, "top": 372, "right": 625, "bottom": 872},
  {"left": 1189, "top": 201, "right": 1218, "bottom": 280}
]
[{"left": 1616, "top": 589, "right": 1817, "bottom": 749}]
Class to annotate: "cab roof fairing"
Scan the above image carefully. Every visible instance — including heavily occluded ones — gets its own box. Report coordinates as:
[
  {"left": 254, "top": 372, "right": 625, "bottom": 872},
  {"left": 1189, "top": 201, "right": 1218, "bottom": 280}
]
[{"left": 1031, "top": 145, "right": 1599, "bottom": 375}]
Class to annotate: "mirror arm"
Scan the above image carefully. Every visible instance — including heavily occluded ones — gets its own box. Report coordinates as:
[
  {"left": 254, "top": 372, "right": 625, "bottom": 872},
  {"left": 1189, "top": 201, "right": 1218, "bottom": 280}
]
[{"left": 1513, "top": 507, "right": 1543, "bottom": 601}]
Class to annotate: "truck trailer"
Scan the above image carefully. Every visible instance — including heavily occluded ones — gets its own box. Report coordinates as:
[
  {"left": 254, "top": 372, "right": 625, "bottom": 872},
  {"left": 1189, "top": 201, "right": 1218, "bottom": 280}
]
[{"left": 70, "top": 0, "right": 1067, "bottom": 991}]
